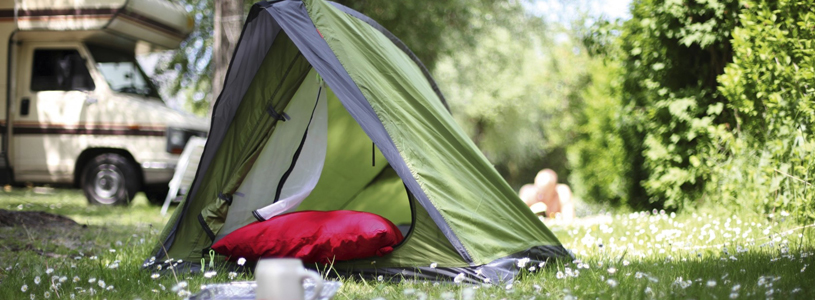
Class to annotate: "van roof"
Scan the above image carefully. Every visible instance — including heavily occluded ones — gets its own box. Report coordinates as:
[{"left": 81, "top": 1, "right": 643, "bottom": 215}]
[{"left": 1, "top": 0, "right": 193, "bottom": 49}]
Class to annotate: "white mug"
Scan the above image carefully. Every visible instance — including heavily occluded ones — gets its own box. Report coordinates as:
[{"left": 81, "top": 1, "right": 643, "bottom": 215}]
[{"left": 255, "top": 258, "right": 324, "bottom": 300}]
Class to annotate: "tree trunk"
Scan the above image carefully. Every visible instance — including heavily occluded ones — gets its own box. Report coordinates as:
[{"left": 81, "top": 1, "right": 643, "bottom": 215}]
[{"left": 211, "top": 0, "right": 244, "bottom": 113}]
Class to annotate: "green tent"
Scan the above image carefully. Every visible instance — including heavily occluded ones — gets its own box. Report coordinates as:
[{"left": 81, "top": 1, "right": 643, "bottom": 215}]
[{"left": 152, "top": 0, "right": 569, "bottom": 283}]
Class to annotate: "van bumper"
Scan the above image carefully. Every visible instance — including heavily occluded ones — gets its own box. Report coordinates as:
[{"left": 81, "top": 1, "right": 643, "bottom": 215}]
[{"left": 141, "top": 162, "right": 176, "bottom": 184}]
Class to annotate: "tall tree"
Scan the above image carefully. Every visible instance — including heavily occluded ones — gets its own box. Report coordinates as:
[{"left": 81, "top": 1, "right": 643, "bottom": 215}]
[{"left": 211, "top": 0, "right": 244, "bottom": 111}]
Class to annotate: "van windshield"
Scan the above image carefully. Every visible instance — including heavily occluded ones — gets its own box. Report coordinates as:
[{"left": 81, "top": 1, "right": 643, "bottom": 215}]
[{"left": 86, "top": 43, "right": 160, "bottom": 99}]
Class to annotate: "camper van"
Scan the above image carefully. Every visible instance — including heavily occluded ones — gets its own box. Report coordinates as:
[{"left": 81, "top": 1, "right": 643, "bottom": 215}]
[{"left": 0, "top": 0, "right": 209, "bottom": 205}]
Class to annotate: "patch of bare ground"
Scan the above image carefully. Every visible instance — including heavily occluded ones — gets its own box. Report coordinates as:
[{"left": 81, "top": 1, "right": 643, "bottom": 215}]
[{"left": 0, "top": 208, "right": 78, "bottom": 227}]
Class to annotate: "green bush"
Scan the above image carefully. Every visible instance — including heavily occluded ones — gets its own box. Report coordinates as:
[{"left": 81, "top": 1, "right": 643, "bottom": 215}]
[
  {"left": 616, "top": 0, "right": 741, "bottom": 209},
  {"left": 714, "top": 0, "right": 815, "bottom": 221},
  {"left": 566, "top": 54, "right": 634, "bottom": 208}
]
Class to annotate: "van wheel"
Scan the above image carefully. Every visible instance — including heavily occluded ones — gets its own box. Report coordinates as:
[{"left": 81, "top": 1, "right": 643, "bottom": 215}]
[{"left": 81, "top": 153, "right": 141, "bottom": 206}]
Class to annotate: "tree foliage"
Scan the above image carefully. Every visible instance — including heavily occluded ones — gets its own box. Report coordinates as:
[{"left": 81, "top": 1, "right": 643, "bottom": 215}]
[
  {"left": 719, "top": 0, "right": 815, "bottom": 140},
  {"left": 611, "top": 0, "right": 740, "bottom": 209},
  {"left": 712, "top": 0, "right": 815, "bottom": 220},
  {"left": 565, "top": 23, "right": 633, "bottom": 207},
  {"left": 571, "top": 0, "right": 815, "bottom": 221},
  {"left": 434, "top": 10, "right": 595, "bottom": 187}
]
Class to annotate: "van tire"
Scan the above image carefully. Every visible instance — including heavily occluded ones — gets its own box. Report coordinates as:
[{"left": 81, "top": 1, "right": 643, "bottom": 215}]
[{"left": 81, "top": 153, "right": 141, "bottom": 206}]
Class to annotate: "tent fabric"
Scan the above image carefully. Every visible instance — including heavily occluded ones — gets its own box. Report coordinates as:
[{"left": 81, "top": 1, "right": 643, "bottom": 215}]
[
  {"left": 302, "top": 0, "right": 563, "bottom": 264},
  {"left": 249, "top": 80, "right": 328, "bottom": 221},
  {"left": 151, "top": 0, "right": 569, "bottom": 282},
  {"left": 267, "top": 0, "right": 473, "bottom": 263},
  {"left": 215, "top": 71, "right": 327, "bottom": 241}
]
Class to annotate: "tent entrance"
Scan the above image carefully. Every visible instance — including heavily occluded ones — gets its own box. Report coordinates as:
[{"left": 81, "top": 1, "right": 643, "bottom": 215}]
[{"left": 216, "top": 69, "right": 415, "bottom": 242}]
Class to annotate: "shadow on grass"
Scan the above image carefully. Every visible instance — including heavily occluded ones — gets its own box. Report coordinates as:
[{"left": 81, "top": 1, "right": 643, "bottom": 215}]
[{"left": 0, "top": 188, "right": 174, "bottom": 226}]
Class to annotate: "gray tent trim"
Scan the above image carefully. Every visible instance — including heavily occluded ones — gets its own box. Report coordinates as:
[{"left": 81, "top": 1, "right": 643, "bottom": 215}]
[{"left": 324, "top": 245, "right": 572, "bottom": 284}]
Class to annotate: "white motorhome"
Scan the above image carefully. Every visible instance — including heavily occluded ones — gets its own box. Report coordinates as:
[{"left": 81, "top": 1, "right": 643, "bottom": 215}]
[{"left": 0, "top": 0, "right": 209, "bottom": 205}]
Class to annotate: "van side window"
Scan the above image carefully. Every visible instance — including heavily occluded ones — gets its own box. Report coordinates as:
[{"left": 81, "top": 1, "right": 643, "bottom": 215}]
[{"left": 30, "top": 49, "right": 95, "bottom": 91}]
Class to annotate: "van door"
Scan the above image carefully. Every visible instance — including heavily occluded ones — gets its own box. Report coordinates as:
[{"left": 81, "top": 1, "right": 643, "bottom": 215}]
[{"left": 13, "top": 43, "right": 96, "bottom": 183}]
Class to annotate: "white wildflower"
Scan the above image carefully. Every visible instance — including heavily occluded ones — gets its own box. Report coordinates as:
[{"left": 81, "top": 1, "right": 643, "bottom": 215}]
[
  {"left": 607, "top": 267, "right": 617, "bottom": 274},
  {"left": 151, "top": 273, "right": 160, "bottom": 279},
  {"left": 171, "top": 281, "right": 188, "bottom": 292},
  {"left": 34, "top": 276, "right": 41, "bottom": 285},
  {"left": 556, "top": 271, "right": 564, "bottom": 279},
  {"left": 43, "top": 291, "right": 50, "bottom": 299},
  {"left": 228, "top": 272, "right": 237, "bottom": 280},
  {"left": 237, "top": 258, "right": 246, "bottom": 266},
  {"left": 204, "top": 271, "right": 217, "bottom": 278},
  {"left": 45, "top": 268, "right": 53, "bottom": 275},
  {"left": 606, "top": 279, "right": 618, "bottom": 287},
  {"left": 673, "top": 277, "right": 691, "bottom": 289},
  {"left": 376, "top": 275, "right": 383, "bottom": 282},
  {"left": 87, "top": 278, "right": 96, "bottom": 284},
  {"left": 59, "top": 276, "right": 66, "bottom": 283},
  {"left": 21, "top": 284, "right": 28, "bottom": 292},
  {"left": 429, "top": 262, "right": 437, "bottom": 269},
  {"left": 453, "top": 273, "right": 465, "bottom": 284},
  {"left": 98, "top": 280, "right": 106, "bottom": 289},
  {"left": 707, "top": 280, "right": 717, "bottom": 287},
  {"left": 516, "top": 257, "right": 530, "bottom": 268}
]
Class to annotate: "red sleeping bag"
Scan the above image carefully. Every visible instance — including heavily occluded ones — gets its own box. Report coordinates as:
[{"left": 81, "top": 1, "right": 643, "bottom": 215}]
[{"left": 211, "top": 210, "right": 404, "bottom": 264}]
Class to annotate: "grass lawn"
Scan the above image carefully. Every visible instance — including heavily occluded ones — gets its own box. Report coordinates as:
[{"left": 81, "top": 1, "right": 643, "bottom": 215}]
[{"left": 1, "top": 187, "right": 814, "bottom": 299}]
